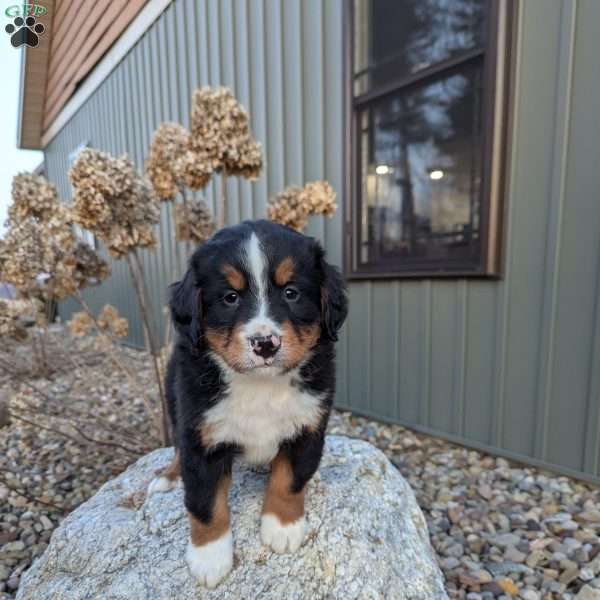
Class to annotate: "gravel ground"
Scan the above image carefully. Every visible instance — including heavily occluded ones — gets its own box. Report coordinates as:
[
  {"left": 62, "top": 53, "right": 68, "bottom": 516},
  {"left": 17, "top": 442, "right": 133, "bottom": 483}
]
[
  {"left": 1, "top": 340, "right": 599, "bottom": 599},
  {"left": 329, "top": 412, "right": 600, "bottom": 600}
]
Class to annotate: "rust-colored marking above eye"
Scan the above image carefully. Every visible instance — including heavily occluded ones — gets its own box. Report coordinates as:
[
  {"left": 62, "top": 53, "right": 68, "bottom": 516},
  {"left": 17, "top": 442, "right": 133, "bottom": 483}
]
[
  {"left": 222, "top": 264, "right": 247, "bottom": 291},
  {"left": 274, "top": 256, "right": 295, "bottom": 287}
]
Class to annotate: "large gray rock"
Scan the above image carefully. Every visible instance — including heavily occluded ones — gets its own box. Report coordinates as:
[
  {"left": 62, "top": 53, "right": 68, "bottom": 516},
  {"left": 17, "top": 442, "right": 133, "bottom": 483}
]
[{"left": 16, "top": 436, "right": 447, "bottom": 599}]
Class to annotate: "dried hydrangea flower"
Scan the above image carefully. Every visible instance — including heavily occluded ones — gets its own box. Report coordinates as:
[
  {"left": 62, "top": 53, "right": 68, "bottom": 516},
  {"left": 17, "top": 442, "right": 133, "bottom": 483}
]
[
  {"left": 1, "top": 217, "right": 47, "bottom": 295},
  {"left": 71, "top": 242, "right": 110, "bottom": 288},
  {"left": 0, "top": 299, "right": 39, "bottom": 341},
  {"left": 97, "top": 304, "right": 129, "bottom": 338},
  {"left": 70, "top": 304, "right": 128, "bottom": 339},
  {"left": 8, "top": 173, "right": 60, "bottom": 223},
  {"left": 301, "top": 181, "right": 337, "bottom": 217},
  {"left": 69, "top": 148, "right": 160, "bottom": 258},
  {"left": 267, "top": 185, "right": 309, "bottom": 232},
  {"left": 179, "top": 150, "right": 214, "bottom": 191},
  {"left": 146, "top": 122, "right": 190, "bottom": 201},
  {"left": 189, "top": 87, "right": 263, "bottom": 182},
  {"left": 268, "top": 180, "right": 337, "bottom": 232},
  {"left": 68, "top": 311, "right": 94, "bottom": 337},
  {"left": 175, "top": 198, "right": 215, "bottom": 244},
  {"left": 1, "top": 207, "right": 108, "bottom": 301}
]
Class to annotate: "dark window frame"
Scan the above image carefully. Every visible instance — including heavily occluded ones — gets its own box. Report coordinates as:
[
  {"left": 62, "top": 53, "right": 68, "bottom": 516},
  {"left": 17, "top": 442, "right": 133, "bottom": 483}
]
[{"left": 343, "top": 0, "right": 516, "bottom": 280}]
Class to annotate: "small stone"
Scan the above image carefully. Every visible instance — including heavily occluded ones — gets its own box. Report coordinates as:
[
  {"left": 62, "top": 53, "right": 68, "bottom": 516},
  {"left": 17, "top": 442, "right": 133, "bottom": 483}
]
[
  {"left": 487, "top": 562, "right": 532, "bottom": 577},
  {"left": 576, "top": 585, "right": 600, "bottom": 600},
  {"left": 526, "top": 551, "right": 547, "bottom": 568},
  {"left": 579, "top": 512, "right": 600, "bottom": 524},
  {"left": 446, "top": 543, "right": 465, "bottom": 558},
  {"left": 526, "top": 519, "right": 542, "bottom": 532},
  {"left": 471, "top": 569, "right": 493, "bottom": 584},
  {"left": 520, "top": 590, "right": 540, "bottom": 600},
  {"left": 559, "top": 566, "right": 580, "bottom": 586},
  {"left": 441, "top": 556, "right": 461, "bottom": 570},
  {"left": 498, "top": 578, "right": 519, "bottom": 596},
  {"left": 7, "top": 576, "right": 20, "bottom": 591},
  {"left": 495, "top": 533, "right": 521, "bottom": 548},
  {"left": 3, "top": 540, "right": 25, "bottom": 552},
  {"left": 505, "top": 546, "right": 527, "bottom": 563},
  {"left": 39, "top": 516, "right": 53, "bottom": 531},
  {"left": 478, "top": 485, "right": 493, "bottom": 500}
]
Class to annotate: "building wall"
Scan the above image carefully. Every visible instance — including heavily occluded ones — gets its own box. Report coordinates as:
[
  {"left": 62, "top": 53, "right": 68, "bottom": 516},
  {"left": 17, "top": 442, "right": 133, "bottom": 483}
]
[
  {"left": 44, "top": 0, "right": 600, "bottom": 481},
  {"left": 44, "top": 0, "right": 148, "bottom": 129}
]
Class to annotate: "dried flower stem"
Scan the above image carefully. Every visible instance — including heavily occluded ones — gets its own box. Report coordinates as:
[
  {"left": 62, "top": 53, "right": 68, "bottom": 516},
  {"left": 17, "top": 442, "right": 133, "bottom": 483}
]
[
  {"left": 127, "top": 250, "right": 170, "bottom": 446},
  {"left": 0, "top": 357, "right": 155, "bottom": 449},
  {"left": 10, "top": 411, "right": 143, "bottom": 457},
  {"left": 73, "top": 290, "right": 162, "bottom": 437},
  {"left": 218, "top": 172, "right": 228, "bottom": 229},
  {"left": 33, "top": 328, "right": 49, "bottom": 377},
  {"left": 180, "top": 191, "right": 192, "bottom": 256}
]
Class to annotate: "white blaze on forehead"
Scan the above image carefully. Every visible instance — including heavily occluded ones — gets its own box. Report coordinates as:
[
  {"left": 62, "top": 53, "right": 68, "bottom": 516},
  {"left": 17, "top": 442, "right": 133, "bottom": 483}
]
[
  {"left": 244, "top": 232, "right": 280, "bottom": 336},
  {"left": 246, "top": 233, "right": 267, "bottom": 313}
]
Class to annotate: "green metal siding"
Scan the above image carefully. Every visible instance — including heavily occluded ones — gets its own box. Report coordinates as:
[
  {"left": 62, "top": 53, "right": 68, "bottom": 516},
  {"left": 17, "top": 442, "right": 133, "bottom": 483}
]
[{"left": 44, "top": 0, "right": 600, "bottom": 481}]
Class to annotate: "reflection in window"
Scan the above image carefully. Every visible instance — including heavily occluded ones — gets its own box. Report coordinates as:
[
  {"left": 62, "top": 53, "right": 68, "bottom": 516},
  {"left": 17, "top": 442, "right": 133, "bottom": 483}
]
[
  {"left": 349, "top": 0, "right": 508, "bottom": 277},
  {"left": 354, "top": 0, "right": 485, "bottom": 95},
  {"left": 359, "top": 66, "right": 482, "bottom": 266}
]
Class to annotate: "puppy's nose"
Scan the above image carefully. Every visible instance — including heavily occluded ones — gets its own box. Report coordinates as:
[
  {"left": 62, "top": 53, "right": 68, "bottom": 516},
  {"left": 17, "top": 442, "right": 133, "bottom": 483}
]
[{"left": 249, "top": 334, "right": 281, "bottom": 359}]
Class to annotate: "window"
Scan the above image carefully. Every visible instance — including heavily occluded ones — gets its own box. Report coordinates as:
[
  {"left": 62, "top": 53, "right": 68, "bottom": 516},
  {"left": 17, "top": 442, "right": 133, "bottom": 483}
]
[{"left": 346, "top": 0, "right": 513, "bottom": 278}]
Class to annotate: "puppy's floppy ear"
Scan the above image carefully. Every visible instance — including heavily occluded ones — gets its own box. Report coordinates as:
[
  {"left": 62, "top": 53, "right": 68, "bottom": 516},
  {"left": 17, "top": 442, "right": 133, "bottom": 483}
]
[
  {"left": 318, "top": 249, "right": 348, "bottom": 342},
  {"left": 169, "top": 268, "right": 202, "bottom": 348}
]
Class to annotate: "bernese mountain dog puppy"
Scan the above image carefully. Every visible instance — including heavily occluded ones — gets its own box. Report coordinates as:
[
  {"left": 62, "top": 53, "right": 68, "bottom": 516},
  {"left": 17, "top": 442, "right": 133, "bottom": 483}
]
[{"left": 147, "top": 220, "right": 348, "bottom": 588}]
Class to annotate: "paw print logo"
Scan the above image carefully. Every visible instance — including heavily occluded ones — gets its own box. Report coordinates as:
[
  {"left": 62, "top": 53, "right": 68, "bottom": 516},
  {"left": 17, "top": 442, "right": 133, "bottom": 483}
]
[{"left": 5, "top": 16, "right": 45, "bottom": 48}]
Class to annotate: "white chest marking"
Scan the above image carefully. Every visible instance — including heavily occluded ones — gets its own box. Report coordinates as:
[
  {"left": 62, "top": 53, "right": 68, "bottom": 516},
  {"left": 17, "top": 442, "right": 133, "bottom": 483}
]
[{"left": 203, "top": 367, "right": 324, "bottom": 464}]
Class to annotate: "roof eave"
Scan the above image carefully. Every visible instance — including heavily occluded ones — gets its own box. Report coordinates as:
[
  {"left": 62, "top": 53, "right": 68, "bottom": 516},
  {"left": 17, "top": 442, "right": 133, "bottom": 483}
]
[{"left": 17, "top": 2, "right": 55, "bottom": 150}]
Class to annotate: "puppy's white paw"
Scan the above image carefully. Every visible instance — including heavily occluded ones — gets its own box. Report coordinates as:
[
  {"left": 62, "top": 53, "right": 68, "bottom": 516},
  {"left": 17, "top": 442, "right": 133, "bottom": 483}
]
[
  {"left": 186, "top": 530, "right": 233, "bottom": 588},
  {"left": 147, "top": 476, "right": 176, "bottom": 495},
  {"left": 261, "top": 513, "right": 306, "bottom": 554}
]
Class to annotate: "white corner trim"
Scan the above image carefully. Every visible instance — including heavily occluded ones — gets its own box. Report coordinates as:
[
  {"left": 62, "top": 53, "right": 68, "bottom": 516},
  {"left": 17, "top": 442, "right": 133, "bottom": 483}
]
[{"left": 41, "top": 0, "right": 173, "bottom": 148}]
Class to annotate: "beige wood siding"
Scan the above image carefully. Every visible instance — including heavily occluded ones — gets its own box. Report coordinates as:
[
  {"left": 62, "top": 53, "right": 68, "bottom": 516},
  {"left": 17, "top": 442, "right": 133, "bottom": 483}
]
[{"left": 43, "top": 0, "right": 148, "bottom": 132}]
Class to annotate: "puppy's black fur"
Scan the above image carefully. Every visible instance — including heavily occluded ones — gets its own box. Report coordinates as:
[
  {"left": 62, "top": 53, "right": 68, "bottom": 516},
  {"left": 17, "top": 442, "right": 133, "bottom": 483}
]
[{"left": 165, "top": 220, "right": 347, "bottom": 537}]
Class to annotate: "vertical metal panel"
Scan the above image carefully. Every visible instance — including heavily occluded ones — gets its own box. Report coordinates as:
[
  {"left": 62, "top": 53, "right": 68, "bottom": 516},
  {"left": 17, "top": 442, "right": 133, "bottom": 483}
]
[
  {"left": 246, "top": 0, "right": 268, "bottom": 220},
  {"left": 345, "top": 283, "right": 371, "bottom": 415},
  {"left": 282, "top": 0, "right": 303, "bottom": 190},
  {"left": 545, "top": 0, "right": 600, "bottom": 472},
  {"left": 233, "top": 0, "right": 254, "bottom": 223},
  {"left": 43, "top": 0, "right": 600, "bottom": 481},
  {"left": 264, "top": 0, "right": 285, "bottom": 196},
  {"left": 429, "top": 283, "right": 459, "bottom": 434},
  {"left": 463, "top": 284, "right": 497, "bottom": 445},
  {"left": 498, "top": 0, "right": 563, "bottom": 459},
  {"left": 370, "top": 282, "right": 399, "bottom": 418},
  {"left": 301, "top": 0, "right": 326, "bottom": 243},
  {"left": 397, "top": 283, "right": 423, "bottom": 424}
]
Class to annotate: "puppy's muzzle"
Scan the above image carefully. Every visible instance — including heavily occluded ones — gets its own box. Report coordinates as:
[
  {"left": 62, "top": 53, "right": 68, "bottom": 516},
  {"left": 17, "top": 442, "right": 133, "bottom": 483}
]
[{"left": 249, "top": 334, "right": 281, "bottom": 360}]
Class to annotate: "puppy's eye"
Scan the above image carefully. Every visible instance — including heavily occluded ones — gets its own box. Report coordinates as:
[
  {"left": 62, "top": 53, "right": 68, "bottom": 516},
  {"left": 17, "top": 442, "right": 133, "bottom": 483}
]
[
  {"left": 284, "top": 286, "right": 300, "bottom": 302},
  {"left": 223, "top": 291, "right": 239, "bottom": 306}
]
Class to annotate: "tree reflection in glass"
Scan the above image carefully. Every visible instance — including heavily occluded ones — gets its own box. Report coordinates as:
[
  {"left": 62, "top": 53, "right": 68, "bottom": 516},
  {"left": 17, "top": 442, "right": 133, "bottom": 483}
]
[{"left": 355, "top": 0, "right": 485, "bottom": 269}]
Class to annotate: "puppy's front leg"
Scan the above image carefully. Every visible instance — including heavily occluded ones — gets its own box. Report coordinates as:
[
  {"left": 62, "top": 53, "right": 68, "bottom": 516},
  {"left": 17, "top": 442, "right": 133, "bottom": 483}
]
[
  {"left": 181, "top": 442, "right": 234, "bottom": 588},
  {"left": 261, "top": 430, "right": 325, "bottom": 554}
]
